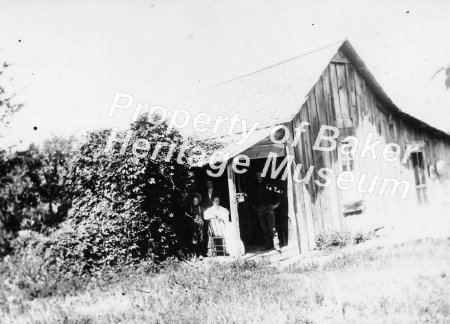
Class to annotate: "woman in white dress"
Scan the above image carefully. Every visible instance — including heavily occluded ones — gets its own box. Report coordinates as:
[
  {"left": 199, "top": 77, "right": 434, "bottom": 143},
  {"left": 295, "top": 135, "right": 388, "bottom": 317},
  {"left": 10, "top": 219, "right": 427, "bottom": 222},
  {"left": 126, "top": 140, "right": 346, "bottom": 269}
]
[{"left": 203, "top": 196, "right": 244, "bottom": 257}]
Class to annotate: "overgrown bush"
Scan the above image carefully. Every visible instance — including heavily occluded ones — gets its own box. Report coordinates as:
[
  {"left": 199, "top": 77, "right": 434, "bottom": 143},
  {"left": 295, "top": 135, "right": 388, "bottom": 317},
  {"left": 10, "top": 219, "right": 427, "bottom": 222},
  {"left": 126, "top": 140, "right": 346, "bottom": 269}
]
[
  {"left": 1, "top": 114, "right": 223, "bottom": 278},
  {"left": 315, "top": 229, "right": 352, "bottom": 250},
  {"left": 0, "top": 231, "right": 57, "bottom": 300},
  {"left": 47, "top": 117, "right": 197, "bottom": 275},
  {"left": 0, "top": 230, "right": 167, "bottom": 303},
  {"left": 315, "top": 228, "right": 377, "bottom": 250}
]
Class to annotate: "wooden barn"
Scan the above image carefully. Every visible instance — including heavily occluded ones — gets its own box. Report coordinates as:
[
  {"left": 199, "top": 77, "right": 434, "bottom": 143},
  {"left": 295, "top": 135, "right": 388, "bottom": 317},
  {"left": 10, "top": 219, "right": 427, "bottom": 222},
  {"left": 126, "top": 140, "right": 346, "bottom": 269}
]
[{"left": 193, "top": 40, "right": 450, "bottom": 258}]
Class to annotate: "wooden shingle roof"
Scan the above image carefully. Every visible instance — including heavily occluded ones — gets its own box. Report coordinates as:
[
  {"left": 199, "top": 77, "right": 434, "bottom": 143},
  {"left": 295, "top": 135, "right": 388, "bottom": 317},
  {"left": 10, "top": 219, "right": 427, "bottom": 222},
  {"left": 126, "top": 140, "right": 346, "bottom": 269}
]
[{"left": 198, "top": 40, "right": 450, "bottom": 161}]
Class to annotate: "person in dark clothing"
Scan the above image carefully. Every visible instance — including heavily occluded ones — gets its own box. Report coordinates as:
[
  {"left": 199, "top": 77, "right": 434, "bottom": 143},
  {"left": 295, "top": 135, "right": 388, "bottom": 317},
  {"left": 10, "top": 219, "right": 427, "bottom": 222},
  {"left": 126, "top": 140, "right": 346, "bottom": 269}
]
[
  {"left": 185, "top": 193, "right": 205, "bottom": 258},
  {"left": 251, "top": 171, "right": 283, "bottom": 252},
  {"left": 201, "top": 180, "right": 221, "bottom": 210}
]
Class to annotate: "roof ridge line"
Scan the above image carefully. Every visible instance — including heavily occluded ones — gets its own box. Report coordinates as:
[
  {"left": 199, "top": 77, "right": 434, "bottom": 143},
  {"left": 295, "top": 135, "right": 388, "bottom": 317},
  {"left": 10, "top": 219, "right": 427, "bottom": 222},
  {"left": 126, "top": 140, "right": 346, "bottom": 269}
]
[{"left": 211, "top": 40, "right": 344, "bottom": 88}]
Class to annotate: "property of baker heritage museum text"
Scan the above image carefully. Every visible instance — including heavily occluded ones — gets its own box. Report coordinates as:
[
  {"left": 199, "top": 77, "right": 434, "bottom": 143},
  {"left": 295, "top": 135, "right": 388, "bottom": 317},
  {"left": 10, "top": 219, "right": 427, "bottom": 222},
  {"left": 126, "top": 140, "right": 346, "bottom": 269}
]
[{"left": 102, "top": 41, "right": 450, "bottom": 258}]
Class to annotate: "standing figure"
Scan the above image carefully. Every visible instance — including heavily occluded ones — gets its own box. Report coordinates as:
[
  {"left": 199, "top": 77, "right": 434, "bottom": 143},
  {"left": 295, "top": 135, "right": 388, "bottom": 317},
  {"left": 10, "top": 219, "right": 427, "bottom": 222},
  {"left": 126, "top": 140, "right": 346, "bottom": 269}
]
[
  {"left": 185, "top": 193, "right": 205, "bottom": 258},
  {"left": 251, "top": 171, "right": 282, "bottom": 252},
  {"left": 201, "top": 180, "right": 221, "bottom": 210}
]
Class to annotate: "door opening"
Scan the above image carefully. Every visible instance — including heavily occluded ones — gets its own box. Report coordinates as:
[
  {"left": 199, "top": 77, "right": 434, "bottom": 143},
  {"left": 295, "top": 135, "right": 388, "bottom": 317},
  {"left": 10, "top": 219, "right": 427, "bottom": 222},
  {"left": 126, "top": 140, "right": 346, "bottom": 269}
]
[{"left": 235, "top": 158, "right": 288, "bottom": 252}]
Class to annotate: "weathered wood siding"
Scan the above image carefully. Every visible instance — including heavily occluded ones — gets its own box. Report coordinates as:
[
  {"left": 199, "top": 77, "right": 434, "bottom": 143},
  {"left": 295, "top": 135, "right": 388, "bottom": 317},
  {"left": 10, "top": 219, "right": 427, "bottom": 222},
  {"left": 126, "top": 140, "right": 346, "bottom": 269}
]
[{"left": 289, "top": 50, "right": 450, "bottom": 251}]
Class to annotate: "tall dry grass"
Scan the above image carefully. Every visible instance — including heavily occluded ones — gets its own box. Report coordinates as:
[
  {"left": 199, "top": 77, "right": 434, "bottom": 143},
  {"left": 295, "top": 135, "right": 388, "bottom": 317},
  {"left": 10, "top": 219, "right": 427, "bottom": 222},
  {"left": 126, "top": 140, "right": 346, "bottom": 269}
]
[{"left": 1, "top": 237, "right": 449, "bottom": 323}]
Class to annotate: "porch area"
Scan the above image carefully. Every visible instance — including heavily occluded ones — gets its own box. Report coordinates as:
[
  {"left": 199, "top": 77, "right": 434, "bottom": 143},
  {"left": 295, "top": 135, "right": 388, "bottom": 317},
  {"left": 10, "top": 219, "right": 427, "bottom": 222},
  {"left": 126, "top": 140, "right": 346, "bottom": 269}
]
[{"left": 193, "top": 130, "right": 303, "bottom": 259}]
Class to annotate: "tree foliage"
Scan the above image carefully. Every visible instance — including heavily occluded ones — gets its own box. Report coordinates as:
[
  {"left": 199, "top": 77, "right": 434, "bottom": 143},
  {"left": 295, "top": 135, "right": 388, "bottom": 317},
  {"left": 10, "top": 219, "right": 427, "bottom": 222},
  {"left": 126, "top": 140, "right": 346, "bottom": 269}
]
[
  {"left": 0, "top": 63, "right": 23, "bottom": 132},
  {"left": 0, "top": 136, "right": 75, "bottom": 255},
  {"left": 430, "top": 65, "right": 450, "bottom": 90},
  {"left": 1, "top": 112, "right": 224, "bottom": 274},
  {"left": 49, "top": 117, "right": 195, "bottom": 274}
]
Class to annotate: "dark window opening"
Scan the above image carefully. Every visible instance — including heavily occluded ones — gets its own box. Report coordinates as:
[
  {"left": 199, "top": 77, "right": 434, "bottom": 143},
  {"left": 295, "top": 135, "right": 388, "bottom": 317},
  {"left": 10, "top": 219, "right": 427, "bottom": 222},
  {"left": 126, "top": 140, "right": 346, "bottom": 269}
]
[{"left": 411, "top": 151, "right": 428, "bottom": 205}]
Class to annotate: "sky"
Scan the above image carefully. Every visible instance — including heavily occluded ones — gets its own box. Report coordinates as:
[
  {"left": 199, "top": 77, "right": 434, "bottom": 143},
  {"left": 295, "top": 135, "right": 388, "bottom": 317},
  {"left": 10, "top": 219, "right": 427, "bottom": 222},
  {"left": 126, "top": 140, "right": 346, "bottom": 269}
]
[{"left": 0, "top": 0, "right": 449, "bottom": 149}]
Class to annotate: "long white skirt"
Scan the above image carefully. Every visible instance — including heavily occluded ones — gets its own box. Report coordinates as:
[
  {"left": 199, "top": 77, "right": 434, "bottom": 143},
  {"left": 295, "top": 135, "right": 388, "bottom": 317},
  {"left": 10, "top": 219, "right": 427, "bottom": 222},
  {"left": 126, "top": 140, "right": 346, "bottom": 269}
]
[{"left": 209, "top": 219, "right": 244, "bottom": 257}]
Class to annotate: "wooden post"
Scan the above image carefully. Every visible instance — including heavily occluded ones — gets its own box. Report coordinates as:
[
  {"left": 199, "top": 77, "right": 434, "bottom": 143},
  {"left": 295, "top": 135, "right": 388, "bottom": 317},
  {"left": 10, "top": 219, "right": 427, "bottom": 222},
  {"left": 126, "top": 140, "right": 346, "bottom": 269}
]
[
  {"left": 227, "top": 163, "right": 242, "bottom": 258},
  {"left": 285, "top": 144, "right": 300, "bottom": 250},
  {"left": 286, "top": 141, "right": 312, "bottom": 253},
  {"left": 287, "top": 119, "right": 314, "bottom": 253}
]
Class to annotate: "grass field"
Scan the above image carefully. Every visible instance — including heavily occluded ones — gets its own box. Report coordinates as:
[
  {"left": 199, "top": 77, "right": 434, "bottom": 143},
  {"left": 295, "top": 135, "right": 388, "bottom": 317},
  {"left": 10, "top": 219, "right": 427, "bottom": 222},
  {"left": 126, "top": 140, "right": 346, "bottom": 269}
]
[{"left": 1, "top": 237, "right": 450, "bottom": 323}]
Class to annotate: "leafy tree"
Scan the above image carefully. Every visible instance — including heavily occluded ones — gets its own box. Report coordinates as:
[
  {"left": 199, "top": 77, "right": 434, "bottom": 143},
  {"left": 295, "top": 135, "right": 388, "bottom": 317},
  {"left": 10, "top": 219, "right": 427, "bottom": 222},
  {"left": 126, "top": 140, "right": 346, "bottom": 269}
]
[
  {"left": 0, "top": 63, "right": 23, "bottom": 134},
  {"left": 430, "top": 65, "right": 450, "bottom": 90},
  {"left": 0, "top": 144, "right": 44, "bottom": 232},
  {"left": 49, "top": 117, "right": 195, "bottom": 274},
  {"left": 39, "top": 136, "right": 77, "bottom": 224},
  {"left": 0, "top": 61, "right": 24, "bottom": 255},
  {"left": 0, "top": 137, "right": 75, "bottom": 255}
]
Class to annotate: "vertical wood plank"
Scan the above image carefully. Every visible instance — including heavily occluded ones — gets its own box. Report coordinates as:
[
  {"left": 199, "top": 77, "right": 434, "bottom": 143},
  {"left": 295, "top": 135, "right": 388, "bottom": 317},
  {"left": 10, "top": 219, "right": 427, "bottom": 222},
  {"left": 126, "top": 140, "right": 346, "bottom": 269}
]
[
  {"left": 227, "top": 163, "right": 241, "bottom": 258},
  {"left": 346, "top": 64, "right": 359, "bottom": 127},
  {"left": 354, "top": 69, "right": 370, "bottom": 222},
  {"left": 362, "top": 79, "right": 378, "bottom": 220},
  {"left": 306, "top": 92, "right": 325, "bottom": 234},
  {"left": 322, "top": 67, "right": 344, "bottom": 230},
  {"left": 314, "top": 77, "right": 339, "bottom": 231},
  {"left": 336, "top": 63, "right": 352, "bottom": 128},
  {"left": 285, "top": 142, "right": 302, "bottom": 251},
  {"left": 329, "top": 63, "right": 344, "bottom": 129},
  {"left": 293, "top": 108, "right": 316, "bottom": 249}
]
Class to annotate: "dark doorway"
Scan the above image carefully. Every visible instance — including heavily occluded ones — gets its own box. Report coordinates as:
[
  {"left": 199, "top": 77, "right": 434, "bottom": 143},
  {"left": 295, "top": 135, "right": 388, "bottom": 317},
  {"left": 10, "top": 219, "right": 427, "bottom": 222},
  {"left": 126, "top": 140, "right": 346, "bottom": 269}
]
[
  {"left": 192, "top": 166, "right": 230, "bottom": 210},
  {"left": 235, "top": 157, "right": 289, "bottom": 252}
]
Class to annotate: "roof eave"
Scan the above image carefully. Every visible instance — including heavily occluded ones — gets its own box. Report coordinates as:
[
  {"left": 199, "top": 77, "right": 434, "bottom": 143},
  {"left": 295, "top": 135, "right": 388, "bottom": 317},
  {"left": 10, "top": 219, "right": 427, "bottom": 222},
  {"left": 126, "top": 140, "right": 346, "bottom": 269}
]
[{"left": 340, "top": 40, "right": 450, "bottom": 140}]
